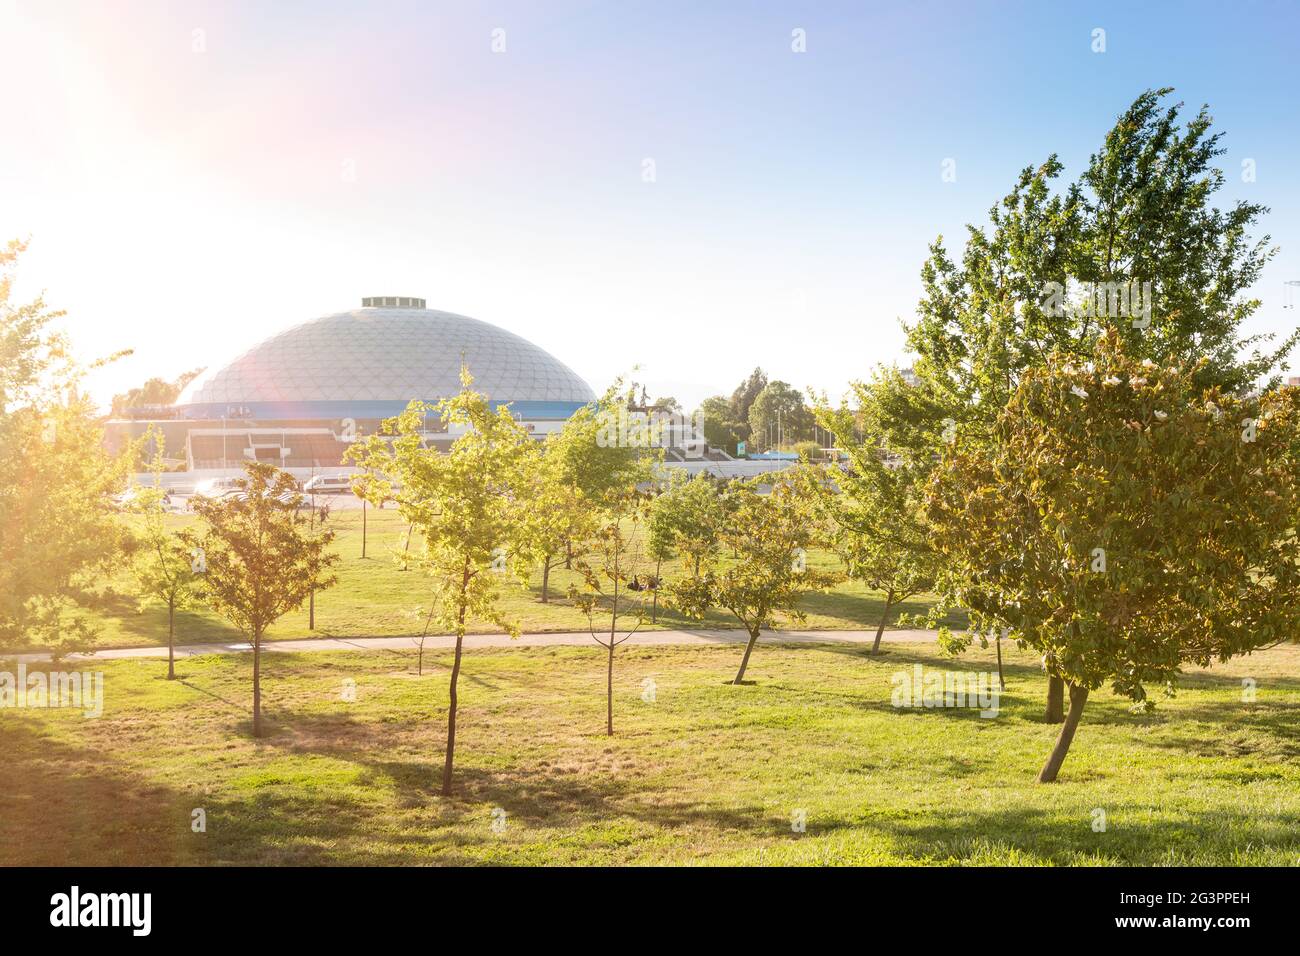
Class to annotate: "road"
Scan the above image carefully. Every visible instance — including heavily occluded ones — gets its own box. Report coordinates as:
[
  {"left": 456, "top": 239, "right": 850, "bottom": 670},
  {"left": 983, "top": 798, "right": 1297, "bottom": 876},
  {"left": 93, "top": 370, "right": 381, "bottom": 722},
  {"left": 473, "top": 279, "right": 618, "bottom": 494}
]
[{"left": 10, "top": 628, "right": 942, "bottom": 664}]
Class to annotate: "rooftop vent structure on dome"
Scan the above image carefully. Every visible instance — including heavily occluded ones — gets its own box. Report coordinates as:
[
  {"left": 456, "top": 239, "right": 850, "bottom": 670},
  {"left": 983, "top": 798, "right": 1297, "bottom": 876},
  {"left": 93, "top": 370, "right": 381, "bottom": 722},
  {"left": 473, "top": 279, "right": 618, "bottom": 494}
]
[{"left": 361, "top": 296, "right": 425, "bottom": 309}]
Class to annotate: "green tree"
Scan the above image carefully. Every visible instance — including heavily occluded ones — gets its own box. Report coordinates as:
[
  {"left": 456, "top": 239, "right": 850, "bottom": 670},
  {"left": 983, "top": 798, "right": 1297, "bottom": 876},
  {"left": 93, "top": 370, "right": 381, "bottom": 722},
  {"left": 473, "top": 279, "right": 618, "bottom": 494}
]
[
  {"left": 109, "top": 367, "right": 205, "bottom": 417},
  {"left": 697, "top": 395, "right": 748, "bottom": 454},
  {"left": 815, "top": 376, "right": 939, "bottom": 654},
  {"left": 747, "top": 380, "right": 813, "bottom": 451},
  {"left": 131, "top": 432, "right": 202, "bottom": 679},
  {"left": 646, "top": 471, "right": 732, "bottom": 579},
  {"left": 514, "top": 387, "right": 650, "bottom": 599},
  {"left": 902, "top": 89, "right": 1289, "bottom": 450},
  {"left": 513, "top": 441, "right": 589, "bottom": 603},
  {"left": 184, "top": 462, "right": 339, "bottom": 736},
  {"left": 0, "top": 240, "right": 131, "bottom": 656},
  {"left": 926, "top": 332, "right": 1300, "bottom": 782},
  {"left": 671, "top": 470, "right": 839, "bottom": 684},
  {"left": 729, "top": 367, "right": 768, "bottom": 423},
  {"left": 347, "top": 368, "right": 534, "bottom": 795},
  {"left": 571, "top": 387, "right": 658, "bottom": 504},
  {"left": 880, "top": 89, "right": 1297, "bottom": 719}
]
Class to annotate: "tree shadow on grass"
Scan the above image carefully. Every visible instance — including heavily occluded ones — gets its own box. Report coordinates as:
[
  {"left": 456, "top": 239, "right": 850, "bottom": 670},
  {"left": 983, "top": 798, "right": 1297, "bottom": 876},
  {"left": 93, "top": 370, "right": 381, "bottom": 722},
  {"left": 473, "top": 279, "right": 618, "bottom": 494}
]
[
  {"left": 806, "top": 803, "right": 1300, "bottom": 865},
  {"left": 259, "top": 710, "right": 794, "bottom": 844},
  {"left": 253, "top": 706, "right": 1300, "bottom": 864},
  {"left": 797, "top": 588, "right": 964, "bottom": 629},
  {"left": 1139, "top": 700, "right": 1300, "bottom": 760},
  {"left": 0, "top": 718, "right": 199, "bottom": 866}
]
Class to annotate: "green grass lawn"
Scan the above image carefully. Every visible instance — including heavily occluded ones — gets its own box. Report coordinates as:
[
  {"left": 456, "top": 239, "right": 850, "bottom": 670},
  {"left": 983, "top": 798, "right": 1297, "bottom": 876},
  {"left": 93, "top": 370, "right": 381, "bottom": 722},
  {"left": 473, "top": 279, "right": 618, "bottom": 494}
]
[
  {"left": 3, "top": 638, "right": 1296, "bottom": 865},
  {"left": 68, "top": 507, "right": 962, "bottom": 650}
]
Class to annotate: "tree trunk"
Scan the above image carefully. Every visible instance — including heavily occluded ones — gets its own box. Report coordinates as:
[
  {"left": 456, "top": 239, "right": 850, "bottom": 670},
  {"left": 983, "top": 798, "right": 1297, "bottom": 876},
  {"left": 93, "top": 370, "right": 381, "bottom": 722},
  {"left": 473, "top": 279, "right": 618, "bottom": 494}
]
[
  {"left": 871, "top": 591, "right": 894, "bottom": 655},
  {"left": 651, "top": 558, "right": 661, "bottom": 623},
  {"left": 167, "top": 601, "right": 176, "bottom": 680},
  {"left": 995, "top": 632, "right": 1005, "bottom": 690},
  {"left": 308, "top": 589, "right": 315, "bottom": 630},
  {"left": 361, "top": 497, "right": 367, "bottom": 558},
  {"left": 401, "top": 523, "right": 414, "bottom": 570},
  {"left": 1037, "top": 683, "right": 1089, "bottom": 783},
  {"left": 541, "top": 559, "right": 551, "bottom": 604},
  {"left": 441, "top": 567, "right": 470, "bottom": 796},
  {"left": 606, "top": 639, "right": 615, "bottom": 736},
  {"left": 1045, "top": 674, "right": 1065, "bottom": 723},
  {"left": 733, "top": 628, "right": 760, "bottom": 684},
  {"left": 565, "top": 539, "right": 572, "bottom": 569},
  {"left": 252, "top": 627, "right": 263, "bottom": 737}
]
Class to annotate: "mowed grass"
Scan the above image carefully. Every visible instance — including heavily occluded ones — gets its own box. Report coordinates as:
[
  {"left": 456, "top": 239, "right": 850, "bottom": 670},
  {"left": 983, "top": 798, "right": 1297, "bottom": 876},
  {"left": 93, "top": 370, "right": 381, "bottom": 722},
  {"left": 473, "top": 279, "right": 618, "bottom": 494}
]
[
  {"left": 67, "top": 507, "right": 962, "bottom": 651},
  {"left": 2, "top": 639, "right": 1297, "bottom": 865}
]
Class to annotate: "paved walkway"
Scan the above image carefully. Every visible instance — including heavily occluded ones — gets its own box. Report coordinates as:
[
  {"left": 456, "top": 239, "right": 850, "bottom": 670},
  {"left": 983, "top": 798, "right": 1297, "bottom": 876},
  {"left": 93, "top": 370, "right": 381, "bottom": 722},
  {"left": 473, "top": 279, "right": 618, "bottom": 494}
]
[{"left": 10, "top": 628, "right": 941, "bottom": 664}]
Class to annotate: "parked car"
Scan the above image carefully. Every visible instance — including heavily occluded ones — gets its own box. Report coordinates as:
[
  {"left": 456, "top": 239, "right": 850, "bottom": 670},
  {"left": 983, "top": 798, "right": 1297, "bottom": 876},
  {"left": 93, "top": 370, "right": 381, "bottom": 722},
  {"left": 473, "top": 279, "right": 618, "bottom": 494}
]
[
  {"left": 113, "top": 486, "right": 172, "bottom": 509},
  {"left": 275, "top": 492, "right": 316, "bottom": 511},
  {"left": 192, "top": 477, "right": 243, "bottom": 499},
  {"left": 302, "top": 474, "right": 358, "bottom": 495}
]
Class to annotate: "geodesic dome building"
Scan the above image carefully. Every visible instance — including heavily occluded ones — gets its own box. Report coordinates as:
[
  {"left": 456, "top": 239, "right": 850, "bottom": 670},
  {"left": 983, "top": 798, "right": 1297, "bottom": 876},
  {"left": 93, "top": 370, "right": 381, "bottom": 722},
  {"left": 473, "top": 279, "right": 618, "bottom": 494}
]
[
  {"left": 110, "top": 297, "right": 596, "bottom": 473},
  {"left": 175, "top": 298, "right": 594, "bottom": 422}
]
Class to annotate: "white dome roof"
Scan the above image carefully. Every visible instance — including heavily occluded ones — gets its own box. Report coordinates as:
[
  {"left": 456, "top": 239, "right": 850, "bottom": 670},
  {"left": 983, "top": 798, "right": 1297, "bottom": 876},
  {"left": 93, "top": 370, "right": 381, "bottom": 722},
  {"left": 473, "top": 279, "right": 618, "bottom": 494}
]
[{"left": 177, "top": 306, "right": 595, "bottom": 409}]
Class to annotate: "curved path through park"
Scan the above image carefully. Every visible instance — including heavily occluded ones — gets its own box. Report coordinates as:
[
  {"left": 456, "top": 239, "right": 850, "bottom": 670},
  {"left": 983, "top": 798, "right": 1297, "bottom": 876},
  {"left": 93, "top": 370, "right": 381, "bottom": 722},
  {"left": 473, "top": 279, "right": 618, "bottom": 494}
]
[{"left": 10, "top": 628, "right": 941, "bottom": 664}]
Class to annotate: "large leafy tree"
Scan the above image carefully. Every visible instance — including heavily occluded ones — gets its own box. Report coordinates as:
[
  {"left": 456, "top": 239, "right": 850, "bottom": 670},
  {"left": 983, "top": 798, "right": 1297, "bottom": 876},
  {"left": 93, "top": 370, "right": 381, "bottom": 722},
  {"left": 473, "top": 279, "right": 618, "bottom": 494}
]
[
  {"left": 109, "top": 368, "right": 204, "bottom": 417},
  {"left": 184, "top": 462, "right": 339, "bottom": 736},
  {"left": 925, "top": 332, "right": 1300, "bottom": 782},
  {"left": 696, "top": 394, "right": 748, "bottom": 455},
  {"left": 881, "top": 88, "right": 1296, "bottom": 717},
  {"left": 671, "top": 469, "right": 839, "bottom": 684},
  {"left": 0, "top": 240, "right": 131, "bottom": 656},
  {"left": 747, "top": 380, "right": 814, "bottom": 452},
  {"left": 729, "top": 368, "right": 768, "bottom": 424},
  {"left": 347, "top": 368, "right": 534, "bottom": 795},
  {"left": 903, "top": 88, "right": 1289, "bottom": 448}
]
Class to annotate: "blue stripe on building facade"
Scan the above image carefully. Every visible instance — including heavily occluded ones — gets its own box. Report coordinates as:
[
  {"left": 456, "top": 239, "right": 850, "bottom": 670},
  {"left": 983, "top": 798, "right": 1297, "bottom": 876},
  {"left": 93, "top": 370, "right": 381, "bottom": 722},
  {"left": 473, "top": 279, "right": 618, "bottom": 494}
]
[{"left": 178, "top": 399, "right": 591, "bottom": 421}]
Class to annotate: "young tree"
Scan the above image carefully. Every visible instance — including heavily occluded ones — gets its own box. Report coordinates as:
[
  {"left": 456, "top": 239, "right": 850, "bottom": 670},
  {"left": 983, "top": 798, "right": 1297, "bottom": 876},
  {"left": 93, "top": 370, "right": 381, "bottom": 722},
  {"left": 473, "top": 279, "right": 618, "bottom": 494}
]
[
  {"left": 183, "top": 462, "right": 339, "bottom": 736},
  {"left": 0, "top": 240, "right": 132, "bottom": 656},
  {"left": 513, "top": 438, "right": 594, "bottom": 603},
  {"left": 671, "top": 470, "right": 839, "bottom": 684},
  {"left": 814, "top": 374, "right": 939, "bottom": 655},
  {"left": 131, "top": 434, "right": 202, "bottom": 679},
  {"left": 646, "top": 471, "right": 732, "bottom": 580},
  {"left": 347, "top": 368, "right": 534, "bottom": 795},
  {"left": 926, "top": 332, "right": 1300, "bottom": 782},
  {"left": 568, "top": 496, "right": 652, "bottom": 735}
]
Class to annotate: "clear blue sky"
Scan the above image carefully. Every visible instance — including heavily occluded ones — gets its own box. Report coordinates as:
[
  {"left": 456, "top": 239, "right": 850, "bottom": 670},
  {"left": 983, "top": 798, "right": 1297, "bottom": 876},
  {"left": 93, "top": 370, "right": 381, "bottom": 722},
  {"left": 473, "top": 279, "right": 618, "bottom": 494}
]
[{"left": 4, "top": 0, "right": 1298, "bottom": 409}]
